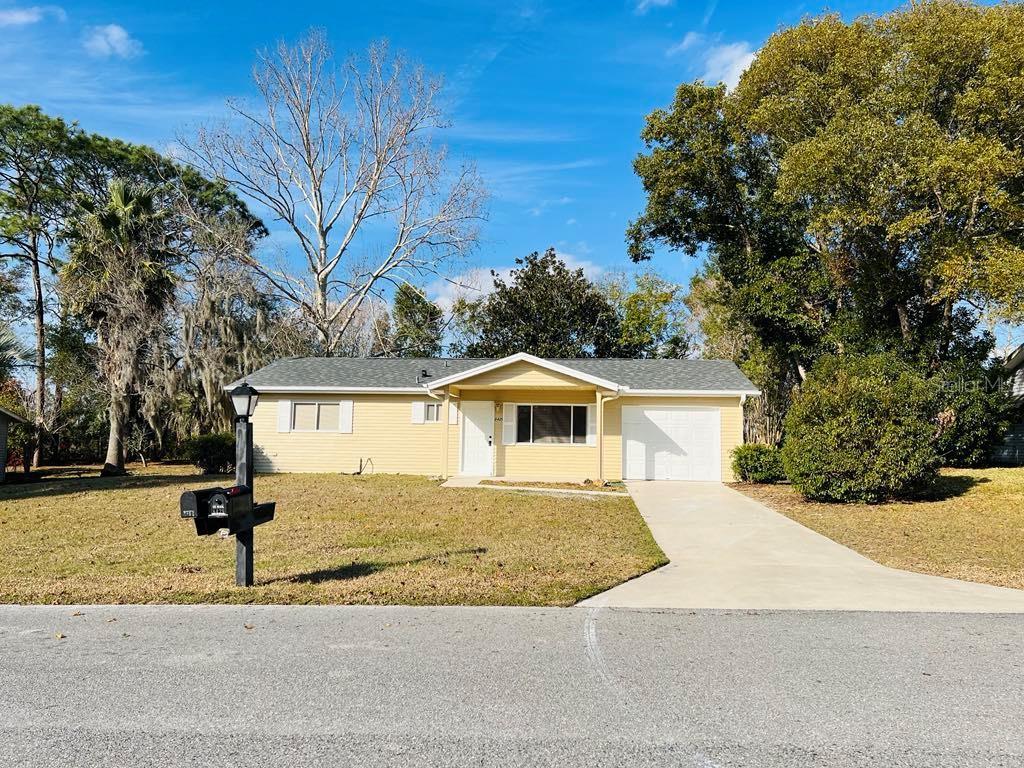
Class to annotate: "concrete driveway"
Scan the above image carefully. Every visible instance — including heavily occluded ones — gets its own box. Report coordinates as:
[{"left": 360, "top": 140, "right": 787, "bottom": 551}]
[{"left": 580, "top": 481, "right": 1024, "bottom": 612}]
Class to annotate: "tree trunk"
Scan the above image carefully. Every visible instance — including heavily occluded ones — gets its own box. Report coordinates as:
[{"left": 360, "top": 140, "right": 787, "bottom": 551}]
[
  {"left": 895, "top": 303, "right": 912, "bottom": 342},
  {"left": 101, "top": 388, "right": 127, "bottom": 476},
  {"left": 30, "top": 237, "right": 45, "bottom": 468}
]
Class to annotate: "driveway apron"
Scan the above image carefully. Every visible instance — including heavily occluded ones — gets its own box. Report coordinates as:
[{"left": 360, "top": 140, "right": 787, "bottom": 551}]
[{"left": 580, "top": 481, "right": 1024, "bottom": 612}]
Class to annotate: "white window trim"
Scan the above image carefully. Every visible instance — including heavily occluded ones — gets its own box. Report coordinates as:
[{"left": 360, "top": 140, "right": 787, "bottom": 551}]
[
  {"left": 513, "top": 403, "right": 591, "bottom": 447},
  {"left": 424, "top": 402, "right": 441, "bottom": 423},
  {"left": 291, "top": 401, "right": 342, "bottom": 433}
]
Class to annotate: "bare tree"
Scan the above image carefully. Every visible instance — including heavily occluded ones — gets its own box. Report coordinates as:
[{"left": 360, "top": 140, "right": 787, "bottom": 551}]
[{"left": 182, "top": 32, "right": 486, "bottom": 355}]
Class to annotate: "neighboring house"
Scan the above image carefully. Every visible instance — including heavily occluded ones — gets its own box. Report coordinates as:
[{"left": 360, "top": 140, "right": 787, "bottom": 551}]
[
  {"left": 994, "top": 344, "right": 1024, "bottom": 466},
  {"left": 231, "top": 353, "right": 759, "bottom": 483},
  {"left": 0, "top": 405, "right": 26, "bottom": 482}
]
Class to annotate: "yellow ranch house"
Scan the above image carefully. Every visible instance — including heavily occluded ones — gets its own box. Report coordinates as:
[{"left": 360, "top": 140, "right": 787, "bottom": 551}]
[{"left": 231, "top": 353, "right": 759, "bottom": 483}]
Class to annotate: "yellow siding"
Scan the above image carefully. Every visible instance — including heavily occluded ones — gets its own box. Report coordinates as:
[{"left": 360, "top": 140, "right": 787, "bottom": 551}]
[
  {"left": 457, "top": 390, "right": 600, "bottom": 480},
  {"left": 601, "top": 396, "right": 744, "bottom": 483},
  {"left": 253, "top": 388, "right": 746, "bottom": 483},
  {"left": 252, "top": 394, "right": 446, "bottom": 475},
  {"left": 453, "top": 360, "right": 590, "bottom": 389}
]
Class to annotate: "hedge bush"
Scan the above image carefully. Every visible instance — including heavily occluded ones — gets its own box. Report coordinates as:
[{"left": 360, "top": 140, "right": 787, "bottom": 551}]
[
  {"left": 932, "top": 360, "right": 1016, "bottom": 467},
  {"left": 781, "top": 354, "right": 940, "bottom": 503},
  {"left": 731, "top": 443, "right": 785, "bottom": 483},
  {"left": 180, "top": 432, "right": 235, "bottom": 475}
]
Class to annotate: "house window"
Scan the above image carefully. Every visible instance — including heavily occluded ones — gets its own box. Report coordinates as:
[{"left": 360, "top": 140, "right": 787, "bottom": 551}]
[
  {"left": 515, "top": 405, "right": 588, "bottom": 444},
  {"left": 424, "top": 402, "right": 441, "bottom": 423},
  {"left": 292, "top": 402, "right": 339, "bottom": 432}
]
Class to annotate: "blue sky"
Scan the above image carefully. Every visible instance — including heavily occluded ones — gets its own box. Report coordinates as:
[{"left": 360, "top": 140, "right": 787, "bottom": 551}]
[{"left": 1, "top": 0, "right": 905, "bottom": 304}]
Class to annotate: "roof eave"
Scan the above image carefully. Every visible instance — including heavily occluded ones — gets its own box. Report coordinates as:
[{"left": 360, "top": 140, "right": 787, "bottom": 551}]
[
  {"left": 0, "top": 405, "right": 27, "bottom": 422},
  {"left": 426, "top": 352, "right": 621, "bottom": 391},
  {"left": 220, "top": 385, "right": 427, "bottom": 394},
  {"left": 622, "top": 388, "right": 761, "bottom": 397}
]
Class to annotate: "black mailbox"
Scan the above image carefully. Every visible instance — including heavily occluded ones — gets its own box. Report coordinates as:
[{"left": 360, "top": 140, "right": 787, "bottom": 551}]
[
  {"left": 179, "top": 393, "right": 277, "bottom": 586},
  {"left": 180, "top": 485, "right": 253, "bottom": 536}
]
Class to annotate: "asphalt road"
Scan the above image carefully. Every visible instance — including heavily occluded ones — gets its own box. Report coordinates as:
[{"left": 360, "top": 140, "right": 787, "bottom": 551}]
[{"left": 2, "top": 605, "right": 1022, "bottom": 767}]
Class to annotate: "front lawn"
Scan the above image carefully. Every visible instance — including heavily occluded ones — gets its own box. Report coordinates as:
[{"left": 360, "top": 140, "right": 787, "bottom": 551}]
[
  {"left": 0, "top": 464, "right": 665, "bottom": 606},
  {"left": 736, "top": 467, "right": 1024, "bottom": 590}
]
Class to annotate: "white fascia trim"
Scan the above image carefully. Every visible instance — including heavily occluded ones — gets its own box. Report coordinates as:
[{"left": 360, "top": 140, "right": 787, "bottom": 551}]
[
  {"left": 221, "top": 385, "right": 427, "bottom": 394},
  {"left": 622, "top": 389, "right": 762, "bottom": 397},
  {"left": 426, "top": 352, "right": 620, "bottom": 391}
]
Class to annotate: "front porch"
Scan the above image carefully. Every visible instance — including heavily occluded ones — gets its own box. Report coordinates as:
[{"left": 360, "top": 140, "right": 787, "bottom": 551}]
[{"left": 429, "top": 357, "right": 619, "bottom": 482}]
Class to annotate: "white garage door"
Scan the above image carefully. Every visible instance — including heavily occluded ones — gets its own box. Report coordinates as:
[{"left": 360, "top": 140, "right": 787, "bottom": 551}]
[{"left": 622, "top": 406, "right": 721, "bottom": 481}]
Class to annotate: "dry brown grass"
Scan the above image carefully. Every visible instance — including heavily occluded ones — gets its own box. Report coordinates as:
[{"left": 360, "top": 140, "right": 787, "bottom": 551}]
[
  {"left": 736, "top": 467, "right": 1024, "bottom": 590},
  {"left": 0, "top": 464, "right": 665, "bottom": 606},
  {"left": 479, "top": 480, "right": 627, "bottom": 493}
]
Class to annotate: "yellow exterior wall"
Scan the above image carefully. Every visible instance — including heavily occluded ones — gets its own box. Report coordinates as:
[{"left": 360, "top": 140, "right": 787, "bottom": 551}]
[
  {"left": 452, "top": 360, "right": 591, "bottom": 389},
  {"left": 601, "top": 396, "right": 744, "bottom": 483},
  {"left": 252, "top": 394, "right": 447, "bottom": 475},
  {"left": 253, "top": 388, "right": 745, "bottom": 482},
  {"left": 457, "top": 389, "right": 601, "bottom": 480}
]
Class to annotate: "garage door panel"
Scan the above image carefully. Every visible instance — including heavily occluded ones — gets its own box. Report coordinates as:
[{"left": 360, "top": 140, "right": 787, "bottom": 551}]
[{"left": 622, "top": 406, "right": 720, "bottom": 481}]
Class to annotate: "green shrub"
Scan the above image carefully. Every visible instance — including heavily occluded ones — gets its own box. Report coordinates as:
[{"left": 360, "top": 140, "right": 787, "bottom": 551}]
[
  {"left": 180, "top": 432, "right": 235, "bottom": 475},
  {"left": 731, "top": 443, "right": 786, "bottom": 483},
  {"left": 932, "top": 361, "right": 1016, "bottom": 467},
  {"left": 781, "top": 354, "right": 940, "bottom": 503}
]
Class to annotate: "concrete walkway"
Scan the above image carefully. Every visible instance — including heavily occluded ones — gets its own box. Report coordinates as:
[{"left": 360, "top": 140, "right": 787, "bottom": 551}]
[
  {"left": 580, "top": 481, "right": 1024, "bottom": 612},
  {"left": 441, "top": 476, "right": 623, "bottom": 497}
]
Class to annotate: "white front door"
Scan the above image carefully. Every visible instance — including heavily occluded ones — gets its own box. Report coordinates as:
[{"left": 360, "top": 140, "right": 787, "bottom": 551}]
[
  {"left": 460, "top": 400, "right": 494, "bottom": 476},
  {"left": 622, "top": 406, "right": 721, "bottom": 481}
]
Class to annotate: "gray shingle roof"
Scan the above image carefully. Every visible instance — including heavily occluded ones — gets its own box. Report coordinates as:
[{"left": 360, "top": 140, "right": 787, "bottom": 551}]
[{"left": 233, "top": 356, "right": 757, "bottom": 393}]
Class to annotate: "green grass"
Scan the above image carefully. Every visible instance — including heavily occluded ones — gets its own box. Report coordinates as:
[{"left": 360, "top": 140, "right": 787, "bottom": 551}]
[
  {"left": 0, "top": 464, "right": 666, "bottom": 606},
  {"left": 736, "top": 467, "right": 1024, "bottom": 590}
]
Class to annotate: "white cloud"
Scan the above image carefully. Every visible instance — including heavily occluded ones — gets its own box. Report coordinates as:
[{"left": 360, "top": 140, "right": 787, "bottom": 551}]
[
  {"left": 555, "top": 249, "right": 603, "bottom": 280},
  {"left": 0, "top": 5, "right": 65, "bottom": 27},
  {"left": 702, "top": 0, "right": 718, "bottom": 26},
  {"left": 479, "top": 157, "right": 599, "bottom": 203},
  {"left": 635, "top": 0, "right": 673, "bottom": 14},
  {"left": 83, "top": 24, "right": 143, "bottom": 59},
  {"left": 447, "top": 119, "right": 576, "bottom": 144},
  {"left": 702, "top": 41, "right": 755, "bottom": 89},
  {"left": 427, "top": 267, "right": 511, "bottom": 313},
  {"left": 566, "top": 218, "right": 577, "bottom": 226},
  {"left": 666, "top": 31, "right": 704, "bottom": 56},
  {"left": 527, "top": 195, "right": 573, "bottom": 217}
]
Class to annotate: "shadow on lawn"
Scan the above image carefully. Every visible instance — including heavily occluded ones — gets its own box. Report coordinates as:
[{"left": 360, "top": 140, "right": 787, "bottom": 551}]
[
  {"left": 910, "top": 473, "right": 988, "bottom": 502},
  {"left": 274, "top": 547, "right": 489, "bottom": 585},
  {"left": 0, "top": 470, "right": 210, "bottom": 502}
]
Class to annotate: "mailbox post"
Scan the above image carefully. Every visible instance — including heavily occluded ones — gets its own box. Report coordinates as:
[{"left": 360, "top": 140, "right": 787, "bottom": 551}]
[
  {"left": 232, "top": 382, "right": 258, "bottom": 586},
  {"left": 180, "top": 381, "right": 276, "bottom": 587}
]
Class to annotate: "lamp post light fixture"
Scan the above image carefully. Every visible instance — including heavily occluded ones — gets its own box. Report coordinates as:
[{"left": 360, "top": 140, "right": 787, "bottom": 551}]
[
  {"left": 179, "top": 380, "right": 276, "bottom": 588},
  {"left": 230, "top": 381, "right": 260, "bottom": 421}
]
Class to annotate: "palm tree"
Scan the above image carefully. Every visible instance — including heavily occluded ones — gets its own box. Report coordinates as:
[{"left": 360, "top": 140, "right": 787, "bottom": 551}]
[
  {"left": 62, "top": 179, "right": 178, "bottom": 476},
  {"left": 0, "top": 325, "right": 33, "bottom": 381}
]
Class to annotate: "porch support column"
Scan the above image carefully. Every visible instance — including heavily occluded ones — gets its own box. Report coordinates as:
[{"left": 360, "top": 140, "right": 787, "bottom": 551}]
[
  {"left": 441, "top": 388, "right": 451, "bottom": 479},
  {"left": 595, "top": 389, "right": 604, "bottom": 481}
]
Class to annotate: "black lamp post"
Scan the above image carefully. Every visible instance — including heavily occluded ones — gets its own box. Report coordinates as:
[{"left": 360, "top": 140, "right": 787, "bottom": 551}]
[
  {"left": 230, "top": 382, "right": 259, "bottom": 488},
  {"left": 179, "top": 382, "right": 276, "bottom": 588},
  {"left": 230, "top": 382, "right": 259, "bottom": 585}
]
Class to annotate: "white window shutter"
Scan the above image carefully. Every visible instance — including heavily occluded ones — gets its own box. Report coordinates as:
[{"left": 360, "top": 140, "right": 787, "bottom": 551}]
[
  {"left": 586, "top": 404, "right": 597, "bottom": 445},
  {"left": 277, "top": 400, "right": 292, "bottom": 433},
  {"left": 448, "top": 402, "right": 459, "bottom": 424},
  {"left": 339, "top": 400, "right": 353, "bottom": 433},
  {"left": 411, "top": 401, "right": 425, "bottom": 424},
  {"left": 502, "top": 403, "right": 516, "bottom": 445}
]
